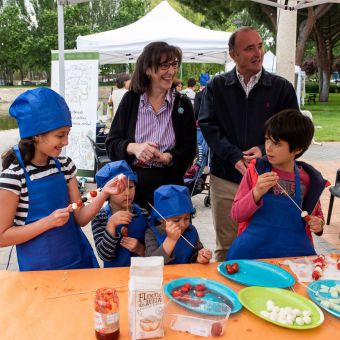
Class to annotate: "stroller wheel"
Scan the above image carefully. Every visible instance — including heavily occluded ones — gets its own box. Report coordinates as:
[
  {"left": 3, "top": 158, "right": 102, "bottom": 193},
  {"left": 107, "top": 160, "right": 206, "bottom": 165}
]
[{"left": 204, "top": 196, "right": 211, "bottom": 207}]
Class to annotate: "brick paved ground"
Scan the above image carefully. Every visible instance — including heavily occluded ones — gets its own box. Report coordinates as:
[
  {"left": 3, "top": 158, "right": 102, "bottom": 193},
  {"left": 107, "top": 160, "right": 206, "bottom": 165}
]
[{"left": 0, "top": 131, "right": 339, "bottom": 270}]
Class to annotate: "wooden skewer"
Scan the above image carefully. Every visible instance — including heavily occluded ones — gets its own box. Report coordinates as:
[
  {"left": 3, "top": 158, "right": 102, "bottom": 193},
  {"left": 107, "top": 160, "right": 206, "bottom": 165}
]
[
  {"left": 148, "top": 202, "right": 196, "bottom": 249},
  {"left": 127, "top": 178, "right": 129, "bottom": 212},
  {"left": 296, "top": 281, "right": 319, "bottom": 295},
  {"left": 276, "top": 182, "right": 311, "bottom": 221},
  {"left": 47, "top": 284, "right": 127, "bottom": 300}
]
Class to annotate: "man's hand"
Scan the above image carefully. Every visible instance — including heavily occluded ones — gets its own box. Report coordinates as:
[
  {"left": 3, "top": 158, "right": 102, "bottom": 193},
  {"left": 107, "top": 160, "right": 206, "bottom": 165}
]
[
  {"left": 235, "top": 159, "right": 247, "bottom": 175},
  {"left": 243, "top": 146, "right": 262, "bottom": 163}
]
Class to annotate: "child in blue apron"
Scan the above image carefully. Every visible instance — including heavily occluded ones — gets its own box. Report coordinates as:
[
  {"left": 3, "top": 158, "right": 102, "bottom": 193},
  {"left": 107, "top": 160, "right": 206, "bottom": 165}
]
[
  {"left": 0, "top": 88, "right": 127, "bottom": 271},
  {"left": 145, "top": 184, "right": 212, "bottom": 264},
  {"left": 227, "top": 109, "right": 328, "bottom": 260},
  {"left": 91, "top": 160, "right": 149, "bottom": 267}
]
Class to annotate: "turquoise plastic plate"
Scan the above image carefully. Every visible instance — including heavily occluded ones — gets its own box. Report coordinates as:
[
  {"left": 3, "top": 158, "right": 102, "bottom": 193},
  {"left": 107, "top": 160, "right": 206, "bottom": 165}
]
[
  {"left": 239, "top": 286, "right": 324, "bottom": 329},
  {"left": 163, "top": 277, "right": 242, "bottom": 315},
  {"left": 308, "top": 279, "right": 340, "bottom": 318},
  {"left": 217, "top": 260, "right": 295, "bottom": 288}
]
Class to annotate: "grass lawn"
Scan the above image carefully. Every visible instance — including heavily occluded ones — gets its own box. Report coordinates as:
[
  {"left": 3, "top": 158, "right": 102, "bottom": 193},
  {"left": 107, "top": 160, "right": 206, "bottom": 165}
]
[{"left": 302, "top": 93, "right": 340, "bottom": 141}]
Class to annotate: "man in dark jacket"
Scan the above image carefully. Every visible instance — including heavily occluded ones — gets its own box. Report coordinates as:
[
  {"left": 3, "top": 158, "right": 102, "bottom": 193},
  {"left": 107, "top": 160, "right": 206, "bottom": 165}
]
[{"left": 198, "top": 26, "right": 299, "bottom": 261}]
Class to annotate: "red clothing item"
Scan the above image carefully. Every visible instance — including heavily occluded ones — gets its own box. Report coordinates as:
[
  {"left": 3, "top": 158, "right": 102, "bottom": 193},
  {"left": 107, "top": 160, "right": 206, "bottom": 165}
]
[{"left": 231, "top": 160, "right": 324, "bottom": 236}]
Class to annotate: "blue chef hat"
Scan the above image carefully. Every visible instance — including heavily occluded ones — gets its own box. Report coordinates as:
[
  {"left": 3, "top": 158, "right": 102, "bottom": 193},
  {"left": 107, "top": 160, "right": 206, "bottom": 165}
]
[
  {"left": 153, "top": 185, "right": 194, "bottom": 220},
  {"left": 95, "top": 160, "right": 137, "bottom": 189},
  {"left": 9, "top": 88, "right": 72, "bottom": 139}
]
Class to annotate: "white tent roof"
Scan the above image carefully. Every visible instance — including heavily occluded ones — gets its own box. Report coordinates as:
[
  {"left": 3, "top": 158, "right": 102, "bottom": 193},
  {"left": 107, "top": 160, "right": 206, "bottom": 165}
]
[{"left": 76, "top": 1, "right": 231, "bottom": 65}]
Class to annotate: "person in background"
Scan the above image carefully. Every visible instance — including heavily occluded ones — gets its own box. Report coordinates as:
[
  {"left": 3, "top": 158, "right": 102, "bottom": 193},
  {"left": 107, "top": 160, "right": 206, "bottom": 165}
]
[
  {"left": 105, "top": 41, "right": 196, "bottom": 210},
  {"left": 145, "top": 184, "right": 212, "bottom": 264},
  {"left": 194, "top": 73, "right": 209, "bottom": 121},
  {"left": 112, "top": 73, "right": 131, "bottom": 117},
  {"left": 173, "top": 79, "right": 183, "bottom": 92},
  {"left": 91, "top": 161, "right": 149, "bottom": 267},
  {"left": 0, "top": 88, "right": 126, "bottom": 271},
  {"left": 228, "top": 109, "right": 327, "bottom": 259},
  {"left": 181, "top": 77, "right": 196, "bottom": 106},
  {"left": 198, "top": 26, "right": 299, "bottom": 261}
]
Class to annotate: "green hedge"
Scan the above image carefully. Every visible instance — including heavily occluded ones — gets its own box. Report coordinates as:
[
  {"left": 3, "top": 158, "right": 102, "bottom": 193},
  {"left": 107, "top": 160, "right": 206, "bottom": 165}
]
[{"left": 305, "top": 81, "right": 339, "bottom": 93}]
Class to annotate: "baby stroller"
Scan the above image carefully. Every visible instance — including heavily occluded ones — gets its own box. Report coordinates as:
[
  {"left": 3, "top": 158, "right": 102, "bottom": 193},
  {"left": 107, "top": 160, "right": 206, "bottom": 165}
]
[{"left": 184, "top": 128, "right": 211, "bottom": 207}]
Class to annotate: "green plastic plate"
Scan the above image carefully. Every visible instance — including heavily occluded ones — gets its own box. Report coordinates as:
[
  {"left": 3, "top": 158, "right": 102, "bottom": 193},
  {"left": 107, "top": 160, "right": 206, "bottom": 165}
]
[{"left": 238, "top": 286, "right": 324, "bottom": 330}]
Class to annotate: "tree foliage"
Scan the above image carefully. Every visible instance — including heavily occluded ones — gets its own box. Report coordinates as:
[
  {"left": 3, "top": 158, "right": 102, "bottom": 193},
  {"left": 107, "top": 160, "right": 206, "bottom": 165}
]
[{"left": 0, "top": 0, "right": 147, "bottom": 81}]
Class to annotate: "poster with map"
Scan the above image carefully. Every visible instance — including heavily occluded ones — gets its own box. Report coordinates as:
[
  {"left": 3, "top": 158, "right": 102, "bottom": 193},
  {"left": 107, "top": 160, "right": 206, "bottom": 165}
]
[{"left": 51, "top": 51, "right": 99, "bottom": 178}]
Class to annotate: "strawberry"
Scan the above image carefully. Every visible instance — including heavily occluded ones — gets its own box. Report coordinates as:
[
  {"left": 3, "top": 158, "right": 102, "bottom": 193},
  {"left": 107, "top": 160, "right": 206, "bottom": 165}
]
[
  {"left": 90, "top": 190, "right": 97, "bottom": 198},
  {"left": 226, "top": 264, "right": 234, "bottom": 274},
  {"left": 195, "top": 284, "right": 205, "bottom": 291},
  {"left": 312, "top": 270, "right": 321, "bottom": 280},
  {"left": 180, "top": 287, "right": 189, "bottom": 293},
  {"left": 121, "top": 226, "right": 128, "bottom": 237},
  {"left": 171, "top": 290, "right": 182, "bottom": 298},
  {"left": 231, "top": 263, "right": 239, "bottom": 273},
  {"left": 337, "top": 260, "right": 340, "bottom": 270},
  {"left": 76, "top": 199, "right": 83, "bottom": 207},
  {"left": 195, "top": 291, "right": 205, "bottom": 297},
  {"left": 183, "top": 283, "right": 192, "bottom": 290}
]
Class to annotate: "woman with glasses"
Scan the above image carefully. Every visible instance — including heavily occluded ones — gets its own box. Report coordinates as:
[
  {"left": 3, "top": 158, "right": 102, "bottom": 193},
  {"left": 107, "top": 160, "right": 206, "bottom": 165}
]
[{"left": 105, "top": 41, "right": 196, "bottom": 210}]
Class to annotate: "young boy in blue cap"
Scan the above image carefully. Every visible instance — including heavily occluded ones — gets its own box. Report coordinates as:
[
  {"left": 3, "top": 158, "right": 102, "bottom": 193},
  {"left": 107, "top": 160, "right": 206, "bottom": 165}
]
[
  {"left": 0, "top": 88, "right": 126, "bottom": 271},
  {"left": 92, "top": 160, "right": 149, "bottom": 267},
  {"left": 145, "top": 184, "right": 212, "bottom": 264},
  {"left": 227, "top": 109, "right": 328, "bottom": 260}
]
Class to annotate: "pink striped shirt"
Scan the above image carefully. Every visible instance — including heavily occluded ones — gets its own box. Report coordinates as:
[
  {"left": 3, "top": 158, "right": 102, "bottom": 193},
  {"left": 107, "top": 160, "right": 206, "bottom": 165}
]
[{"left": 134, "top": 89, "right": 176, "bottom": 167}]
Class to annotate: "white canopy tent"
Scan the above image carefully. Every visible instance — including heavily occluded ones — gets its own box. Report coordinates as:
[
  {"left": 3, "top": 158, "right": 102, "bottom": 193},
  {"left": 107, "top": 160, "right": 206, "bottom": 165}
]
[{"left": 76, "top": 1, "right": 232, "bottom": 65}]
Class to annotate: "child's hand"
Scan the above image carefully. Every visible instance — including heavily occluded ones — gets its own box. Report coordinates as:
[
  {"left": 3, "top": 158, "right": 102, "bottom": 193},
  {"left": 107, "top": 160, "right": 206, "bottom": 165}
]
[
  {"left": 120, "top": 237, "right": 145, "bottom": 256},
  {"left": 165, "top": 220, "right": 182, "bottom": 241},
  {"left": 308, "top": 216, "right": 324, "bottom": 233},
  {"left": 46, "top": 207, "right": 71, "bottom": 229},
  {"left": 197, "top": 248, "right": 212, "bottom": 264},
  {"left": 252, "top": 171, "right": 278, "bottom": 203},
  {"left": 107, "top": 211, "right": 132, "bottom": 235},
  {"left": 102, "top": 174, "right": 128, "bottom": 197}
]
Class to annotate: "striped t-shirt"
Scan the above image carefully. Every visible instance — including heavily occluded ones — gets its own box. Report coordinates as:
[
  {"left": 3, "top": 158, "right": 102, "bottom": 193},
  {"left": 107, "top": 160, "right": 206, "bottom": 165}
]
[{"left": 0, "top": 157, "right": 76, "bottom": 226}]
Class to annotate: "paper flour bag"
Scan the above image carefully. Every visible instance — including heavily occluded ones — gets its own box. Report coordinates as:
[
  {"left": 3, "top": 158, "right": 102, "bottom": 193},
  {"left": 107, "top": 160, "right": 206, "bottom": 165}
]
[{"left": 128, "top": 257, "right": 165, "bottom": 339}]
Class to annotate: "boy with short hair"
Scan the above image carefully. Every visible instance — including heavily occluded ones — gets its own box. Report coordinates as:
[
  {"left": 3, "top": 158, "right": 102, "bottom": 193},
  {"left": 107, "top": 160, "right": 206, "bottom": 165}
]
[
  {"left": 227, "top": 109, "right": 328, "bottom": 260},
  {"left": 91, "top": 160, "right": 149, "bottom": 267}
]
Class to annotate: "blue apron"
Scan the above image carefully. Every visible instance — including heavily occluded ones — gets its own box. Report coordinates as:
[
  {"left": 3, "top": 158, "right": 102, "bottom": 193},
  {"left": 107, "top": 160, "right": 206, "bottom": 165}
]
[
  {"left": 227, "top": 163, "right": 316, "bottom": 260},
  {"left": 150, "top": 224, "right": 198, "bottom": 264},
  {"left": 14, "top": 146, "right": 99, "bottom": 271},
  {"left": 103, "top": 203, "right": 148, "bottom": 267}
]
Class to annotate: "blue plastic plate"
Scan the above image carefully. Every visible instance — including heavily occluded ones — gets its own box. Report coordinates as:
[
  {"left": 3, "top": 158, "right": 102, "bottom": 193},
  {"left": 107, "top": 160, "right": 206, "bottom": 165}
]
[
  {"left": 308, "top": 279, "right": 340, "bottom": 318},
  {"left": 163, "top": 277, "right": 242, "bottom": 315},
  {"left": 217, "top": 260, "right": 295, "bottom": 288}
]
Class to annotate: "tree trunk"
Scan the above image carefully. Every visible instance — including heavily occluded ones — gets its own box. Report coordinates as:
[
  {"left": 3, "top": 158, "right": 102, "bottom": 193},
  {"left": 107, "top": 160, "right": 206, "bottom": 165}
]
[
  {"left": 313, "top": 27, "right": 330, "bottom": 102},
  {"left": 296, "top": 8, "right": 316, "bottom": 66}
]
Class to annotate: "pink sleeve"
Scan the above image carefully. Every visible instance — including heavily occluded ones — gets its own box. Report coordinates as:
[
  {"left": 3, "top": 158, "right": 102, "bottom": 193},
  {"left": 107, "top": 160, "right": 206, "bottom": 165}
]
[{"left": 231, "top": 169, "right": 263, "bottom": 223}]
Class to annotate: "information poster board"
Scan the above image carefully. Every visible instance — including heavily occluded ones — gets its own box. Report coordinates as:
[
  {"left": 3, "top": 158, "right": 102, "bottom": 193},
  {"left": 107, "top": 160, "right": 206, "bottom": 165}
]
[{"left": 51, "top": 51, "right": 99, "bottom": 178}]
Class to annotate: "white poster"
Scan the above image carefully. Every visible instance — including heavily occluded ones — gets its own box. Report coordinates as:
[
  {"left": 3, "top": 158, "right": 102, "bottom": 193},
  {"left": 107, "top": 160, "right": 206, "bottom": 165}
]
[{"left": 51, "top": 51, "right": 99, "bottom": 177}]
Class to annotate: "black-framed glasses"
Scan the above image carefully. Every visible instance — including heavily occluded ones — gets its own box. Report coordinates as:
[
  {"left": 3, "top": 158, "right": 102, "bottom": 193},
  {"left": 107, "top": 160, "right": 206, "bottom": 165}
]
[{"left": 159, "top": 60, "right": 179, "bottom": 70}]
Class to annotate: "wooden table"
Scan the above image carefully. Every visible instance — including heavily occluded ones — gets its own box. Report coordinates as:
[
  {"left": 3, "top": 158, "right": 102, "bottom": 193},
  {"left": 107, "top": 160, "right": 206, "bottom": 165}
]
[{"left": 1, "top": 259, "right": 339, "bottom": 340}]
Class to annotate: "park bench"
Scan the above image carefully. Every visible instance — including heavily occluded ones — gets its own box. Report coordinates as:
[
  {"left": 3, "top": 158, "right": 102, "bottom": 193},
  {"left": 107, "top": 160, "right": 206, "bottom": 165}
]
[{"left": 307, "top": 93, "right": 317, "bottom": 104}]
